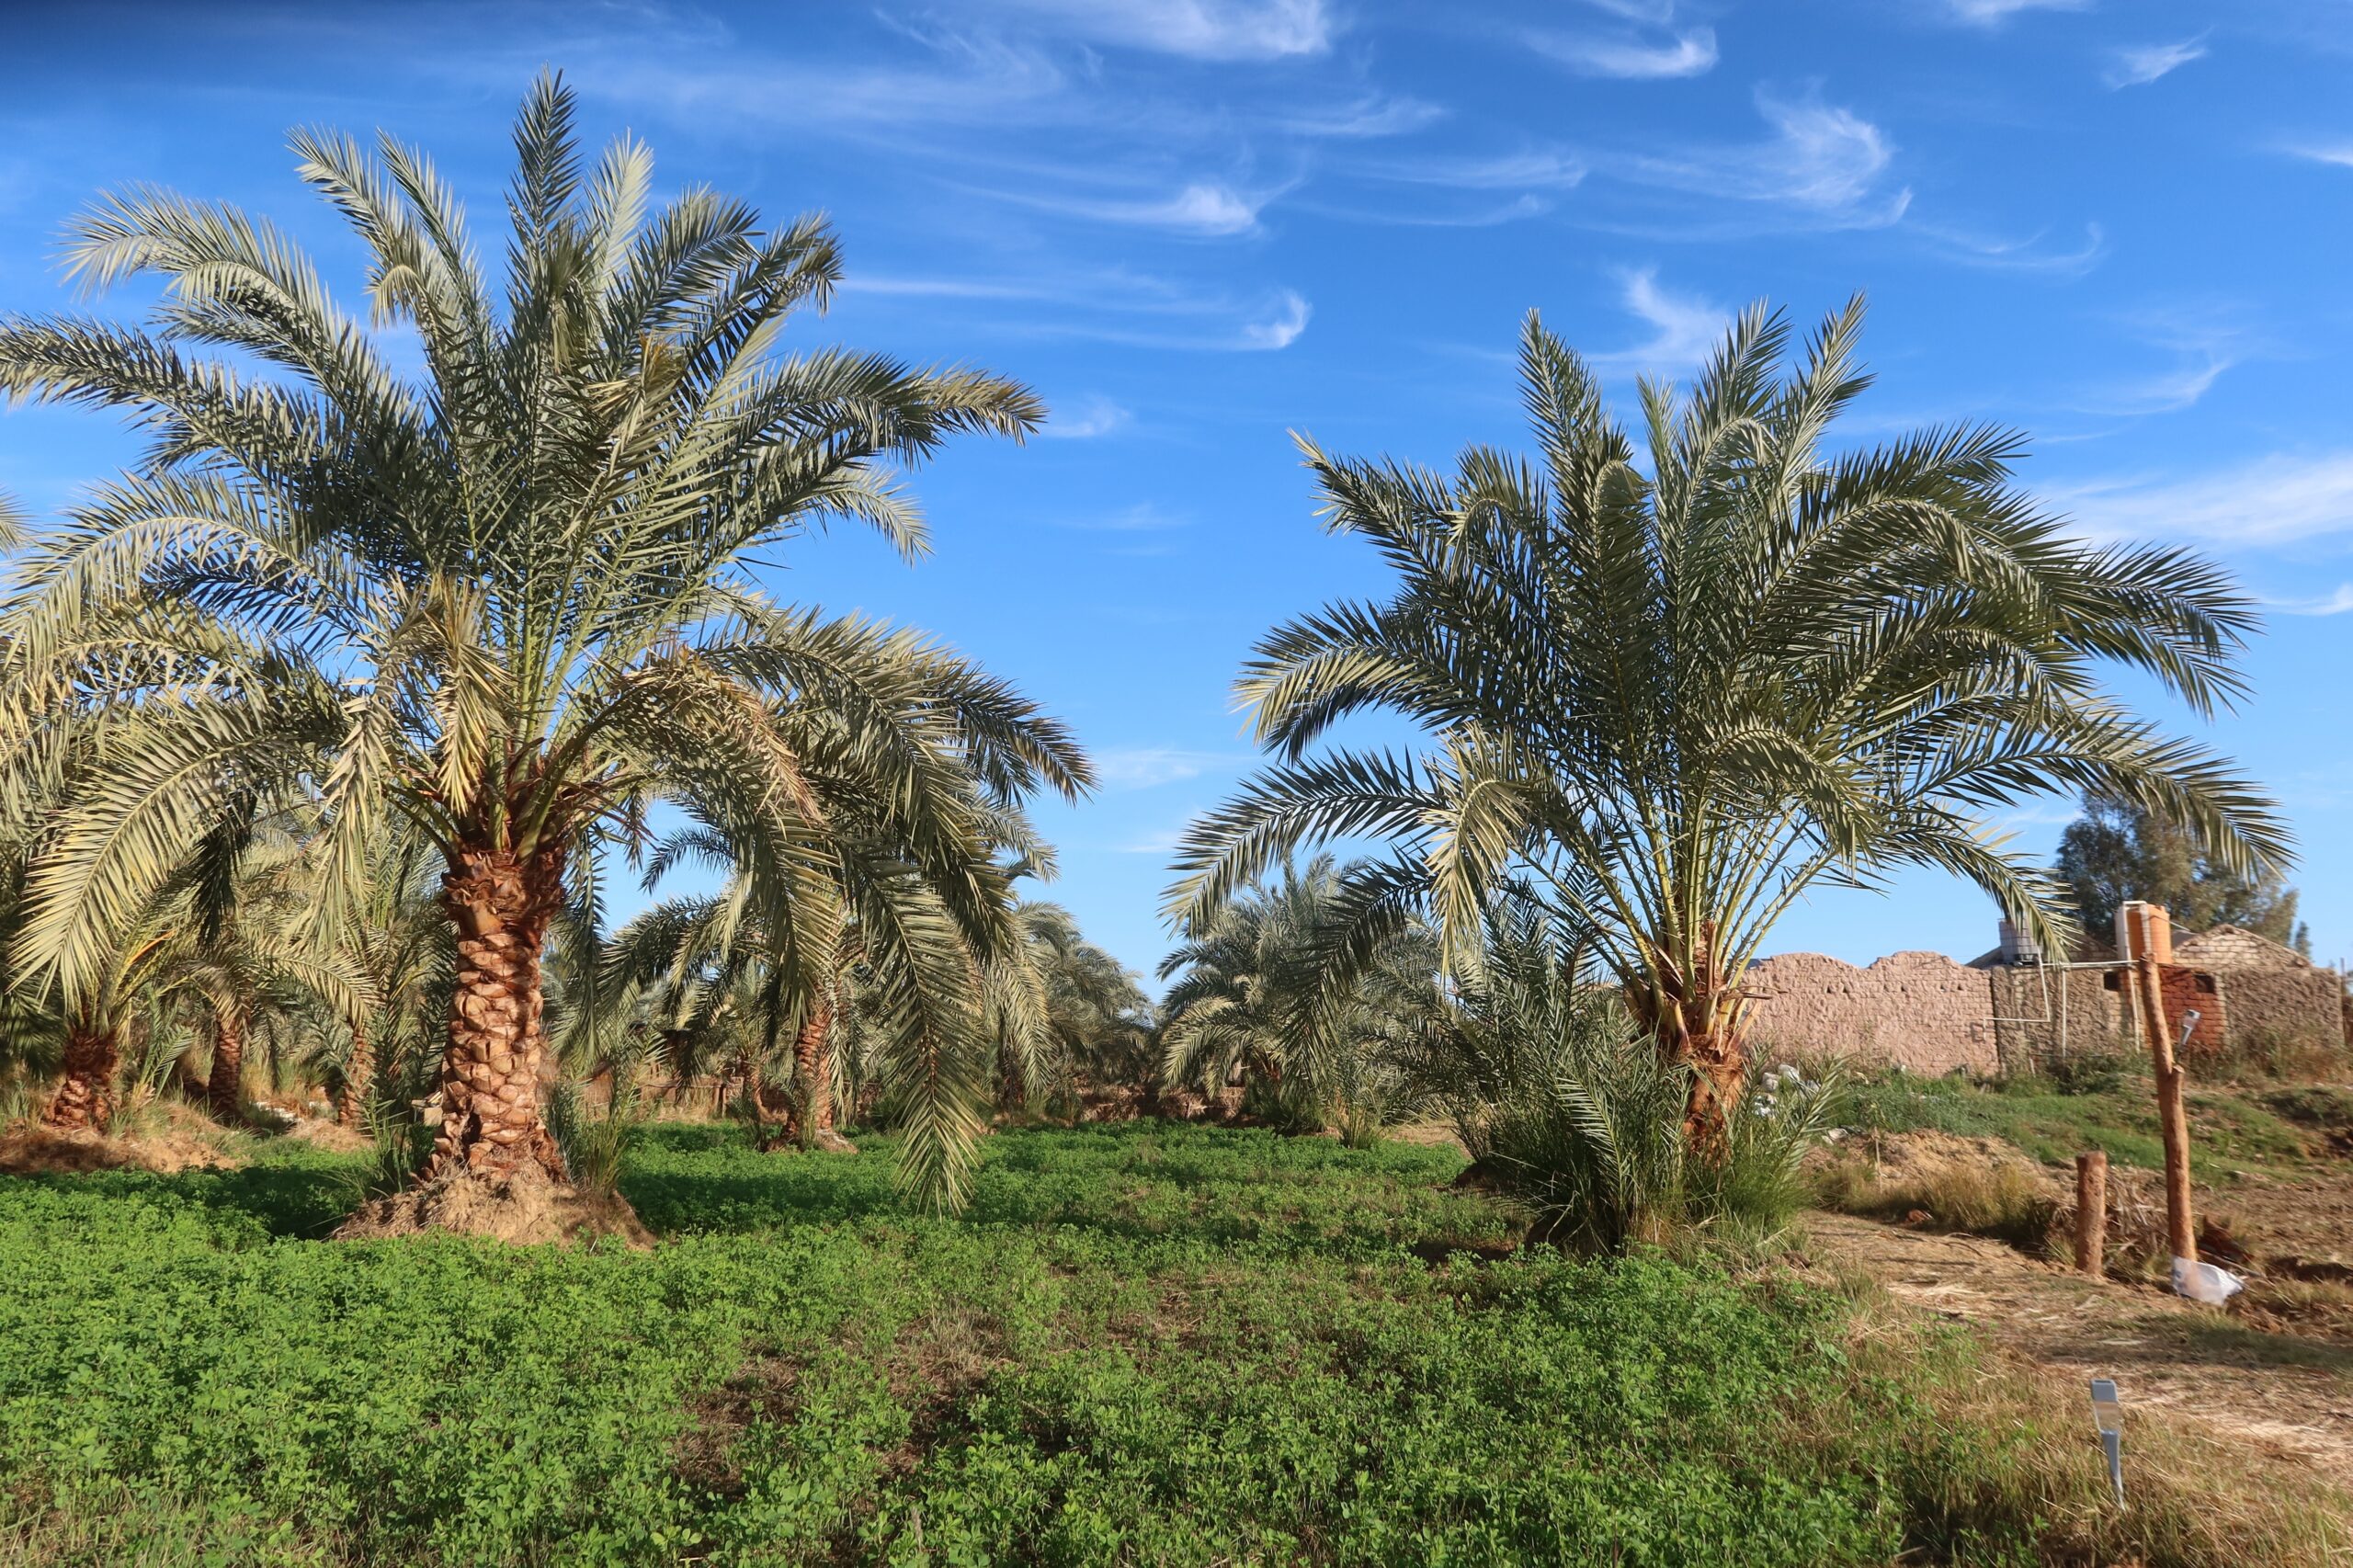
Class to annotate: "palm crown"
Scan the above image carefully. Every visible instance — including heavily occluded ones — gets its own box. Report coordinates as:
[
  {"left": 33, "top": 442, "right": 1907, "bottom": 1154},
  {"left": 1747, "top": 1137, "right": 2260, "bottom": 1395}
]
[
  {"left": 0, "top": 75, "right": 1088, "bottom": 1205},
  {"left": 1170, "top": 301, "right": 2288, "bottom": 1132}
]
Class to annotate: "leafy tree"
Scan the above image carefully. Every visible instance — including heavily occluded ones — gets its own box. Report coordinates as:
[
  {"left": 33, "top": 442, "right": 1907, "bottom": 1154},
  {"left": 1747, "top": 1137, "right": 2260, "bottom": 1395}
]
[
  {"left": 2056, "top": 791, "right": 2307, "bottom": 953},
  {"left": 1169, "top": 302, "right": 2288, "bottom": 1142},
  {"left": 0, "top": 76, "right": 1086, "bottom": 1224}
]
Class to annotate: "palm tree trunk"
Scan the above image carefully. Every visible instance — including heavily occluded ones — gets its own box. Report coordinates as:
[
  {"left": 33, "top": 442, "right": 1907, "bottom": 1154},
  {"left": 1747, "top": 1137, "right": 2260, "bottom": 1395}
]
[
  {"left": 1631, "top": 923, "right": 1748, "bottom": 1154},
  {"left": 995, "top": 1039, "right": 1025, "bottom": 1114},
  {"left": 1678, "top": 1030, "right": 1746, "bottom": 1150},
  {"left": 42, "top": 1028, "right": 119, "bottom": 1131},
  {"left": 791, "top": 996, "right": 835, "bottom": 1136},
  {"left": 426, "top": 839, "right": 568, "bottom": 1182},
  {"left": 337, "top": 1024, "right": 372, "bottom": 1131},
  {"left": 207, "top": 1007, "right": 245, "bottom": 1120}
]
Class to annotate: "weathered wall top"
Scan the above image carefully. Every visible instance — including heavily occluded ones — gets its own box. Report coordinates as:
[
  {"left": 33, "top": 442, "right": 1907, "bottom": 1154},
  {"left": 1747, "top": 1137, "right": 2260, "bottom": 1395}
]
[{"left": 1741, "top": 949, "right": 1998, "bottom": 1075}]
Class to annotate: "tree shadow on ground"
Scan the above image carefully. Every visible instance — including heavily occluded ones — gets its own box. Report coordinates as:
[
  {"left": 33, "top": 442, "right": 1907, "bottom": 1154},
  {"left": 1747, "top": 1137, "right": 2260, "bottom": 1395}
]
[{"left": 0, "top": 1153, "right": 365, "bottom": 1239}]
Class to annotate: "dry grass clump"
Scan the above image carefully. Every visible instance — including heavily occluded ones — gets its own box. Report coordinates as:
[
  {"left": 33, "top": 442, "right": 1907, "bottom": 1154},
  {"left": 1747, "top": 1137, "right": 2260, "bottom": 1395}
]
[
  {"left": 2205, "top": 1026, "right": 2348, "bottom": 1086},
  {"left": 0, "top": 1095, "right": 251, "bottom": 1176},
  {"left": 1814, "top": 1288, "right": 2353, "bottom": 1567},
  {"left": 334, "top": 1160, "right": 654, "bottom": 1248},
  {"left": 1810, "top": 1131, "right": 2061, "bottom": 1251},
  {"left": 278, "top": 1118, "right": 375, "bottom": 1154}
]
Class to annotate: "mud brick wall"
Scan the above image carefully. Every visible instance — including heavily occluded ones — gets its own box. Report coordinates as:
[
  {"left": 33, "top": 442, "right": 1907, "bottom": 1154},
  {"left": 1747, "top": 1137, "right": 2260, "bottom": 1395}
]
[
  {"left": 1741, "top": 950, "right": 1999, "bottom": 1074},
  {"left": 2213, "top": 969, "right": 2344, "bottom": 1052},
  {"left": 1987, "top": 966, "right": 2131, "bottom": 1071}
]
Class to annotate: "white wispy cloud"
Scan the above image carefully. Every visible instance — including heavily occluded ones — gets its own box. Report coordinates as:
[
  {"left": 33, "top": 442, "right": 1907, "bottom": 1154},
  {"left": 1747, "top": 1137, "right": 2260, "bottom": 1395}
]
[
  {"left": 2286, "top": 142, "right": 2353, "bottom": 168},
  {"left": 1094, "top": 748, "right": 1248, "bottom": 788},
  {"left": 1748, "top": 91, "right": 1901, "bottom": 210},
  {"left": 2266, "top": 584, "right": 2353, "bottom": 616},
  {"left": 586, "top": 30, "right": 1068, "bottom": 132},
  {"left": 992, "top": 179, "right": 1279, "bottom": 235},
  {"left": 2050, "top": 452, "right": 2353, "bottom": 546},
  {"left": 992, "top": 0, "right": 1333, "bottom": 60},
  {"left": 1056, "top": 503, "right": 1188, "bottom": 531},
  {"left": 1919, "top": 220, "right": 2106, "bottom": 277},
  {"left": 839, "top": 268, "right": 1312, "bottom": 353},
  {"left": 1297, "top": 193, "right": 1554, "bottom": 228},
  {"left": 2076, "top": 310, "right": 2260, "bottom": 416},
  {"left": 2105, "top": 37, "right": 2207, "bottom": 89},
  {"left": 1239, "top": 290, "right": 1313, "bottom": 348},
  {"left": 1527, "top": 25, "right": 1718, "bottom": 79},
  {"left": 2089, "top": 353, "right": 2234, "bottom": 415},
  {"left": 1042, "top": 395, "right": 1131, "bottom": 439},
  {"left": 1932, "top": 0, "right": 2087, "bottom": 27},
  {"left": 1364, "top": 147, "right": 1586, "bottom": 194},
  {"left": 1117, "top": 826, "right": 1188, "bottom": 856},
  {"left": 1598, "top": 88, "right": 1909, "bottom": 228},
  {"left": 1277, "top": 94, "right": 1447, "bottom": 139},
  {"left": 1591, "top": 268, "right": 1732, "bottom": 371}
]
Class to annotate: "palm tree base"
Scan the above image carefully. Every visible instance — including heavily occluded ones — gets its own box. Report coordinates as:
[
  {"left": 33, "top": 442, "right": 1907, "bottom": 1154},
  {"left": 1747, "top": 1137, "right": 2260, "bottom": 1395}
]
[
  {"left": 755, "top": 1126, "right": 858, "bottom": 1155},
  {"left": 335, "top": 1160, "right": 654, "bottom": 1247},
  {"left": 41, "top": 1031, "right": 119, "bottom": 1131}
]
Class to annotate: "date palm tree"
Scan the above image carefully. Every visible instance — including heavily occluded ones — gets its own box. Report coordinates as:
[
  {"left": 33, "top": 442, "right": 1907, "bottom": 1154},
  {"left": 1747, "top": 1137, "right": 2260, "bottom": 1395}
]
[
  {"left": 993, "top": 902, "right": 1154, "bottom": 1114},
  {"left": 599, "top": 808, "right": 1063, "bottom": 1199},
  {"left": 0, "top": 75, "right": 1086, "bottom": 1227},
  {"left": 1158, "top": 855, "right": 1437, "bottom": 1134},
  {"left": 1169, "top": 301, "right": 2288, "bottom": 1141}
]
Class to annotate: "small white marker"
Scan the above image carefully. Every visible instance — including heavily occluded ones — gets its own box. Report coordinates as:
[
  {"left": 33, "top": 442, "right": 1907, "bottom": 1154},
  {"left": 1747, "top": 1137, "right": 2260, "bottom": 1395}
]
[{"left": 2089, "top": 1378, "right": 2124, "bottom": 1506}]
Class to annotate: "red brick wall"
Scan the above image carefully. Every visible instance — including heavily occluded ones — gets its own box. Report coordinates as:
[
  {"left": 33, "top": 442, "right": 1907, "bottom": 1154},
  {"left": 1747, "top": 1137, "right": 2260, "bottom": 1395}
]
[{"left": 2155, "top": 964, "right": 2226, "bottom": 1061}]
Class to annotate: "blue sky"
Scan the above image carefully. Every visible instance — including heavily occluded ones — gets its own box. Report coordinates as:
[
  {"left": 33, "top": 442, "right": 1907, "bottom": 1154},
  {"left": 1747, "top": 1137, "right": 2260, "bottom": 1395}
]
[{"left": 3, "top": 1, "right": 2349, "bottom": 986}]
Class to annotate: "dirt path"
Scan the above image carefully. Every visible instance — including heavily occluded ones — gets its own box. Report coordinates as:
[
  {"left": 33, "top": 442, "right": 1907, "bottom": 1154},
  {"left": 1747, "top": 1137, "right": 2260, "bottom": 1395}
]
[{"left": 1810, "top": 1210, "right": 2353, "bottom": 1488}]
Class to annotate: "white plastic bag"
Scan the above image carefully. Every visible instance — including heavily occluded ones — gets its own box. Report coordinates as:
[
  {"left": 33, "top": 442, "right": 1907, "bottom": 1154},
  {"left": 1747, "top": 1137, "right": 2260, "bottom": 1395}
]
[{"left": 2171, "top": 1256, "right": 2244, "bottom": 1304}]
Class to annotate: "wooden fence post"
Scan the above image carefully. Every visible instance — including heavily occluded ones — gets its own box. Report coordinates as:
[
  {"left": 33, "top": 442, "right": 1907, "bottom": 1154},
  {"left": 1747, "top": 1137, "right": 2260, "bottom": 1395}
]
[
  {"left": 2120, "top": 902, "right": 2197, "bottom": 1265},
  {"left": 2075, "top": 1151, "right": 2108, "bottom": 1275}
]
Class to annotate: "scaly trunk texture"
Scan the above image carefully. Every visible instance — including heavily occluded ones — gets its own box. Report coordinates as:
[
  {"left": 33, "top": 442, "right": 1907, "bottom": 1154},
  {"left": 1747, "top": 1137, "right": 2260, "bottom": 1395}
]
[
  {"left": 42, "top": 1028, "right": 119, "bottom": 1131},
  {"left": 207, "top": 1008, "right": 245, "bottom": 1121},
  {"left": 995, "top": 1040, "right": 1026, "bottom": 1115},
  {"left": 1631, "top": 923, "right": 1747, "bottom": 1154},
  {"left": 770, "top": 997, "right": 855, "bottom": 1153},
  {"left": 337, "top": 1025, "right": 372, "bottom": 1131},
  {"left": 426, "top": 840, "right": 569, "bottom": 1183},
  {"left": 787, "top": 996, "right": 835, "bottom": 1137},
  {"left": 1677, "top": 1031, "right": 1746, "bottom": 1151}
]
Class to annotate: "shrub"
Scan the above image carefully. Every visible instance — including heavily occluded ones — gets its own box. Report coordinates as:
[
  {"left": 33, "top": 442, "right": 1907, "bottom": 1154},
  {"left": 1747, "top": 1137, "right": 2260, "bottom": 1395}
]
[
  {"left": 1435, "top": 990, "right": 1835, "bottom": 1253},
  {"left": 2210, "top": 1023, "right": 2347, "bottom": 1085},
  {"left": 2030, "top": 1043, "right": 2134, "bottom": 1096},
  {"left": 548, "top": 1079, "right": 631, "bottom": 1196}
]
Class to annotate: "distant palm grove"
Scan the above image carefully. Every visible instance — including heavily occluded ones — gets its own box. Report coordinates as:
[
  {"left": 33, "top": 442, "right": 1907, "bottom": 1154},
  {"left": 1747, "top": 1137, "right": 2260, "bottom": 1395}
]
[{"left": 0, "top": 76, "right": 2332, "bottom": 1568}]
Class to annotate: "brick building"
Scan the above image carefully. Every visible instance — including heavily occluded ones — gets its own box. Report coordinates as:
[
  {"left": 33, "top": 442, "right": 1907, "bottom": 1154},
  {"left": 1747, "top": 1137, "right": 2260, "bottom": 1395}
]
[{"left": 1738, "top": 915, "right": 2343, "bottom": 1074}]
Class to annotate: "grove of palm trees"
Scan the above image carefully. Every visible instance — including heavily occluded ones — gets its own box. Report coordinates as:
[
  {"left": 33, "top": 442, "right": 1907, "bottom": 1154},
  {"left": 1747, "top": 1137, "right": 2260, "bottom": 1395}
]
[{"left": 1, "top": 63, "right": 2347, "bottom": 1568}]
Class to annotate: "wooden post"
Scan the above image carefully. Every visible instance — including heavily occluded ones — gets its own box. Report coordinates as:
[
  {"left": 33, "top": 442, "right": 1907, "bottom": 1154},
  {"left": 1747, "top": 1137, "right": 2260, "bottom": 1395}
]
[
  {"left": 2074, "top": 1152, "right": 2108, "bottom": 1275},
  {"left": 2120, "top": 902, "right": 2197, "bottom": 1265}
]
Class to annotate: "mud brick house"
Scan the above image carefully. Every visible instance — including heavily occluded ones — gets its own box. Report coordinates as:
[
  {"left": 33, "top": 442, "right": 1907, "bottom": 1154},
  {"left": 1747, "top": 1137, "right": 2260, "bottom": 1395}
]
[
  {"left": 2169, "top": 924, "right": 2347, "bottom": 1061},
  {"left": 1738, "top": 913, "right": 2344, "bottom": 1074}
]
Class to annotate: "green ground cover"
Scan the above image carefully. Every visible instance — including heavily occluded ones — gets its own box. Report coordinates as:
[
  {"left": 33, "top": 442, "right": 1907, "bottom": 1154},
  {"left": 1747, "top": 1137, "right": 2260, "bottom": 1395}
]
[
  {"left": 1836, "top": 1067, "right": 2325, "bottom": 1176},
  {"left": 0, "top": 1120, "right": 2319, "bottom": 1566}
]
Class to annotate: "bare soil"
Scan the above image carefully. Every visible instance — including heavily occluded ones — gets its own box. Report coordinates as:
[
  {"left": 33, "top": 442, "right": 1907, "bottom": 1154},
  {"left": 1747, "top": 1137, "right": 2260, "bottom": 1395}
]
[{"left": 1812, "top": 1207, "right": 2353, "bottom": 1490}]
